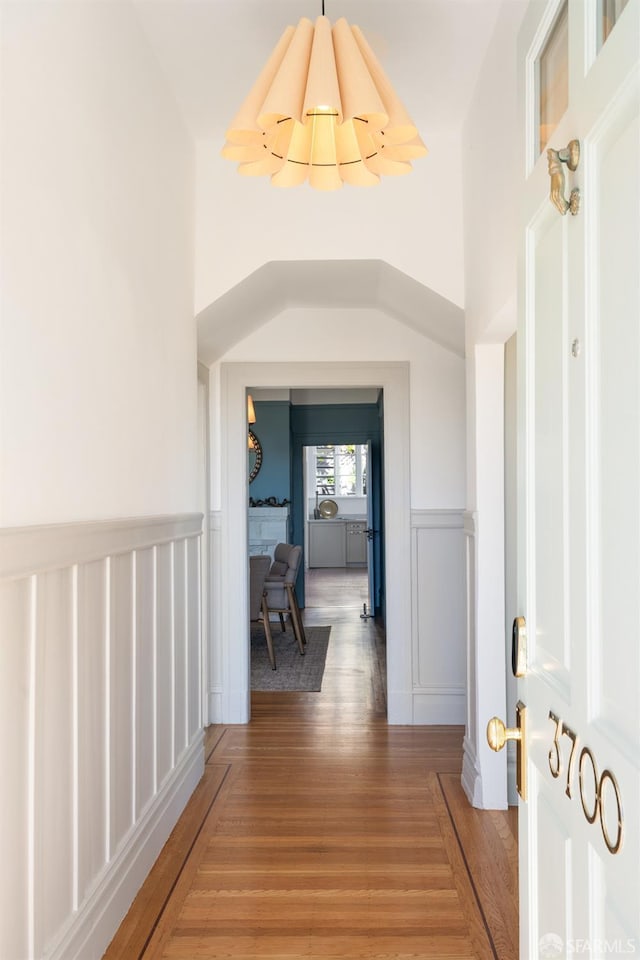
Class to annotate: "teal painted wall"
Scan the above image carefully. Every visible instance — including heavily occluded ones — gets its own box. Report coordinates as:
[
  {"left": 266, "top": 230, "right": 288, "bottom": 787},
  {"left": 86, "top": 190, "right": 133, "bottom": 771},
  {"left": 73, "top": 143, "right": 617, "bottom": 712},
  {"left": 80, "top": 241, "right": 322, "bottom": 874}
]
[
  {"left": 248, "top": 400, "right": 385, "bottom": 618},
  {"left": 249, "top": 401, "right": 291, "bottom": 503}
]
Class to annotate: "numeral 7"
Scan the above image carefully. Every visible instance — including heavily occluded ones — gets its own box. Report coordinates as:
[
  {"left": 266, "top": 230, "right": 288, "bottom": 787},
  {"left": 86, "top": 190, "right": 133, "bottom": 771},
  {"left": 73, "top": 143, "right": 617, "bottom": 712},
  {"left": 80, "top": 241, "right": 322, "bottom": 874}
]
[{"left": 548, "top": 712, "right": 579, "bottom": 797}]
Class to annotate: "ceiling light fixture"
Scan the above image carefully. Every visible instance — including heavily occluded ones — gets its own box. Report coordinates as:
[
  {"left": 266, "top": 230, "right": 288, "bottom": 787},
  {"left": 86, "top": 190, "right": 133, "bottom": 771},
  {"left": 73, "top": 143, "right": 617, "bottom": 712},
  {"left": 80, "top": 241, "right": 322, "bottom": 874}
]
[{"left": 221, "top": 4, "right": 427, "bottom": 190}]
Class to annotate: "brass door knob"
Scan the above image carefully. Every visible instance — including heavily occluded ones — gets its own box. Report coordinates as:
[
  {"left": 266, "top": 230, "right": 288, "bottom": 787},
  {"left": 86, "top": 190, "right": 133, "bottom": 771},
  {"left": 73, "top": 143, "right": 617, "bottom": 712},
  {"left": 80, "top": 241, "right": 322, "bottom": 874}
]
[
  {"left": 486, "top": 702, "right": 527, "bottom": 800},
  {"left": 487, "top": 716, "right": 522, "bottom": 752}
]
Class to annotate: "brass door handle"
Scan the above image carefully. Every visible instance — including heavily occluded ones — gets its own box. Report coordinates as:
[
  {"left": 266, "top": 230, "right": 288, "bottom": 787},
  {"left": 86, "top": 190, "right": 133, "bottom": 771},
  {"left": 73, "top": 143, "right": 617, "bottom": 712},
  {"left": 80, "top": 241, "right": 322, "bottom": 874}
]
[
  {"left": 486, "top": 701, "right": 527, "bottom": 800},
  {"left": 487, "top": 716, "right": 521, "bottom": 751},
  {"left": 547, "top": 139, "right": 580, "bottom": 216}
]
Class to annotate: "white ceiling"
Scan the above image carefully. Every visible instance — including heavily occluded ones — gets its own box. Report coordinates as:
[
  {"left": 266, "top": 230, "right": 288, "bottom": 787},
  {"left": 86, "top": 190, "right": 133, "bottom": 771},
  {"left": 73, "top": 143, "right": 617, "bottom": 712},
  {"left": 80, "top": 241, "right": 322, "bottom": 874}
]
[{"left": 132, "top": 0, "right": 513, "bottom": 141}]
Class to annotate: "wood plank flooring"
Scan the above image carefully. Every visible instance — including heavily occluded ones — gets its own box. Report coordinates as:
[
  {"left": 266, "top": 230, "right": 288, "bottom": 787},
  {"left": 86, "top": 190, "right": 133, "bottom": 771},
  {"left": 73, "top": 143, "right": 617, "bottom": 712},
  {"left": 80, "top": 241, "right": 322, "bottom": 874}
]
[{"left": 104, "top": 570, "right": 517, "bottom": 960}]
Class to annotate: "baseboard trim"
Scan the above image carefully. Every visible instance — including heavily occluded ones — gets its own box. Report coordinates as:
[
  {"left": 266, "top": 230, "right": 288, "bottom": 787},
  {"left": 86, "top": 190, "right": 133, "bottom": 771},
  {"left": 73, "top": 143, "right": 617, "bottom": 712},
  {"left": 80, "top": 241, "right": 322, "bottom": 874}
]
[
  {"left": 461, "top": 734, "right": 483, "bottom": 808},
  {"left": 412, "top": 687, "right": 466, "bottom": 724},
  {"left": 47, "top": 733, "right": 205, "bottom": 960},
  {"left": 208, "top": 689, "right": 223, "bottom": 724},
  {"left": 386, "top": 689, "right": 414, "bottom": 725}
]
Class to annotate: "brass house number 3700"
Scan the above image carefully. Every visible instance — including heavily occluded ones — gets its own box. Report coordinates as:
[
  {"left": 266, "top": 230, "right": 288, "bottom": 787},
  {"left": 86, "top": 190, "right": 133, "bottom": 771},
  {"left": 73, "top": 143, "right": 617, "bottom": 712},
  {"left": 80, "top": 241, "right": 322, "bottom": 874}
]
[{"left": 548, "top": 711, "right": 623, "bottom": 855}]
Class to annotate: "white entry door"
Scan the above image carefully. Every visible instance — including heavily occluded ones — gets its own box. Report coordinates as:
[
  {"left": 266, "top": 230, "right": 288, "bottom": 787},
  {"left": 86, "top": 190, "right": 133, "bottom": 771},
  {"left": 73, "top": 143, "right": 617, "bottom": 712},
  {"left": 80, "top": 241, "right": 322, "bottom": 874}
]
[{"left": 516, "top": 0, "right": 640, "bottom": 956}]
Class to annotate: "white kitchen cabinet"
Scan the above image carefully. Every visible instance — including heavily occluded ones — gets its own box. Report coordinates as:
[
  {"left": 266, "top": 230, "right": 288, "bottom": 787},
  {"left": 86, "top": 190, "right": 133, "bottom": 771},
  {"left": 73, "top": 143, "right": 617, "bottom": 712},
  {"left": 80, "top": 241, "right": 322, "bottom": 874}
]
[
  {"left": 346, "top": 521, "right": 367, "bottom": 565},
  {"left": 308, "top": 520, "right": 346, "bottom": 567}
]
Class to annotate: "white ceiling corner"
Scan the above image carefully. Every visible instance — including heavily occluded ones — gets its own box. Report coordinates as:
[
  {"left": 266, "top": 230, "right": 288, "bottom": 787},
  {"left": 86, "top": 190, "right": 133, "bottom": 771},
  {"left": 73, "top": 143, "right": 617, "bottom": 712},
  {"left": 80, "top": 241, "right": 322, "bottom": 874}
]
[{"left": 196, "top": 259, "right": 465, "bottom": 363}]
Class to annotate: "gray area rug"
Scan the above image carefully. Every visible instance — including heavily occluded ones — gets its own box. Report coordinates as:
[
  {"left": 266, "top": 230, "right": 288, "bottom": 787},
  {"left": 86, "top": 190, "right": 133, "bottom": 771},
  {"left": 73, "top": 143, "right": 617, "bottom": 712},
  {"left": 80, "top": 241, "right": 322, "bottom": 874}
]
[{"left": 251, "top": 623, "right": 331, "bottom": 691}]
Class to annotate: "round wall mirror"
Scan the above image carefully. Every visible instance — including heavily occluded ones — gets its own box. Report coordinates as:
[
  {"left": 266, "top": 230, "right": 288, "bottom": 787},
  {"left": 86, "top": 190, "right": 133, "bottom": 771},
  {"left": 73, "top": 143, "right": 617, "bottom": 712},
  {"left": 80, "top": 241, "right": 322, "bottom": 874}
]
[{"left": 249, "top": 430, "right": 263, "bottom": 483}]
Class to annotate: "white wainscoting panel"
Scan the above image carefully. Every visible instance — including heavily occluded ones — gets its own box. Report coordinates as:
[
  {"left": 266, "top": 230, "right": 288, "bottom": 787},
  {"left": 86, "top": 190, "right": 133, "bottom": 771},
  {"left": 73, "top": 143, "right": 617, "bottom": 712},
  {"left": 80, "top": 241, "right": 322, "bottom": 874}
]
[
  {"left": 187, "top": 536, "right": 201, "bottom": 742},
  {"left": 109, "top": 552, "right": 135, "bottom": 859},
  {"left": 207, "top": 511, "right": 223, "bottom": 723},
  {"left": 0, "top": 577, "right": 32, "bottom": 960},
  {"left": 462, "top": 511, "right": 483, "bottom": 805},
  {"left": 77, "top": 560, "right": 108, "bottom": 909},
  {"left": 410, "top": 510, "right": 466, "bottom": 723},
  {"left": 0, "top": 514, "right": 203, "bottom": 960}
]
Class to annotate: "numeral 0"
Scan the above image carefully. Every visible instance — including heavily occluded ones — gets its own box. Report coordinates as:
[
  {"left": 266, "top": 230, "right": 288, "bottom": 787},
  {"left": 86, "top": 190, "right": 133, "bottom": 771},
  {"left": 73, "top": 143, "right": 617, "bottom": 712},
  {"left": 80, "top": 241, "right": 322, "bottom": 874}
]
[{"left": 578, "top": 746, "right": 599, "bottom": 824}]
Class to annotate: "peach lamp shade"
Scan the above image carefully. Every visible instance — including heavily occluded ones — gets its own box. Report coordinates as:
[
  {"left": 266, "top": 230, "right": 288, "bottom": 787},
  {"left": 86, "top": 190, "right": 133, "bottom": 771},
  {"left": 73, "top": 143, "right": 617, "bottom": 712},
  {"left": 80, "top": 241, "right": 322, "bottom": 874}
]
[{"left": 222, "top": 16, "right": 427, "bottom": 190}]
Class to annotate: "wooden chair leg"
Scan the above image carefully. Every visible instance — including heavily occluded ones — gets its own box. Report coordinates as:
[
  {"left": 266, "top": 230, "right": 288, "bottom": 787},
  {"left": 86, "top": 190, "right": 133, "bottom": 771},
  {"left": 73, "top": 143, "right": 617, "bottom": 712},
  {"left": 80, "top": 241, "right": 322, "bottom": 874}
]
[
  {"left": 279, "top": 612, "right": 286, "bottom": 633},
  {"left": 286, "top": 583, "right": 306, "bottom": 655},
  {"left": 261, "top": 594, "right": 276, "bottom": 670}
]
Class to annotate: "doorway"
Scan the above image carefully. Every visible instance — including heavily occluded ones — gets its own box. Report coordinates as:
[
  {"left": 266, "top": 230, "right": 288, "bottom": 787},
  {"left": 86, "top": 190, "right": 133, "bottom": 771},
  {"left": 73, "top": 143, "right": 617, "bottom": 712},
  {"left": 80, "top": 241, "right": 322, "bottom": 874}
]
[
  {"left": 289, "top": 399, "right": 384, "bottom": 617},
  {"left": 218, "top": 360, "right": 411, "bottom": 725},
  {"left": 304, "top": 441, "right": 374, "bottom": 618}
]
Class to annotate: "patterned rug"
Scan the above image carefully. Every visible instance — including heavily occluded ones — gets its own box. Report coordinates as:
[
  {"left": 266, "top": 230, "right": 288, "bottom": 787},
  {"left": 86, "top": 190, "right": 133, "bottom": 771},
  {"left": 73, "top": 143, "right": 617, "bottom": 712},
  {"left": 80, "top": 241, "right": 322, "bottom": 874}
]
[{"left": 250, "top": 623, "right": 331, "bottom": 691}]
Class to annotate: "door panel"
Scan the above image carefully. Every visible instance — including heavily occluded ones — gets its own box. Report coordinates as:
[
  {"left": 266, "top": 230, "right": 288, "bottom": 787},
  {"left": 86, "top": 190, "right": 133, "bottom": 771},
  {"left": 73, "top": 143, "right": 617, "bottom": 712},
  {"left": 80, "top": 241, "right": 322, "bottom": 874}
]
[
  {"left": 532, "top": 207, "right": 571, "bottom": 692},
  {"left": 592, "top": 96, "right": 640, "bottom": 745},
  {"left": 517, "top": 1, "right": 640, "bottom": 955},
  {"left": 535, "top": 781, "right": 573, "bottom": 945}
]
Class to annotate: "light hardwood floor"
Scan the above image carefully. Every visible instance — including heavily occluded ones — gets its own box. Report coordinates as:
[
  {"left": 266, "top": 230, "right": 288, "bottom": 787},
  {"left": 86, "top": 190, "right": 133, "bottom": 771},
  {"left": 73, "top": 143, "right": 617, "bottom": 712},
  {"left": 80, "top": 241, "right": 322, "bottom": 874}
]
[{"left": 104, "top": 569, "right": 517, "bottom": 960}]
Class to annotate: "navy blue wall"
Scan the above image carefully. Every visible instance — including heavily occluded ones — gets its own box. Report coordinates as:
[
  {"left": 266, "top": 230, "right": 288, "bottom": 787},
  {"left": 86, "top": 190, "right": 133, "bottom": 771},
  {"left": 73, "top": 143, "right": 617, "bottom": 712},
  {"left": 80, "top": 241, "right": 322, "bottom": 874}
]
[{"left": 249, "top": 401, "right": 291, "bottom": 503}]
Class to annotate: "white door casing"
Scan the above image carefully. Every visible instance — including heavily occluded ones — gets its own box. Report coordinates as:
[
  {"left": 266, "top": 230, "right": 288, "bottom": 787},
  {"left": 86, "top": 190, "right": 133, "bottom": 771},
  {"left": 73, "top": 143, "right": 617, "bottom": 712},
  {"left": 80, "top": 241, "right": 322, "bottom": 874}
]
[
  {"left": 218, "top": 361, "right": 412, "bottom": 724},
  {"left": 517, "top": 1, "right": 640, "bottom": 956}
]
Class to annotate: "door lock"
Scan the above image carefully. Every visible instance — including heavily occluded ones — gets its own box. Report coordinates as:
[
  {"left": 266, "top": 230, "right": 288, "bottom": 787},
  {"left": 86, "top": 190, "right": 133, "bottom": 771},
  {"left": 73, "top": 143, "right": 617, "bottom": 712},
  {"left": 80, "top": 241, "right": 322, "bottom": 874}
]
[
  {"left": 512, "top": 616, "right": 527, "bottom": 677},
  {"left": 487, "top": 701, "right": 527, "bottom": 801}
]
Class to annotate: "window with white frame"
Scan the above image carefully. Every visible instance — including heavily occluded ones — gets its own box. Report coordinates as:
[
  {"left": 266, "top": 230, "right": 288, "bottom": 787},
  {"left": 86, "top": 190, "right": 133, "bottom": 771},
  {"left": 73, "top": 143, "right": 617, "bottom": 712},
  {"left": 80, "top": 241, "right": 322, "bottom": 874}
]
[{"left": 312, "top": 444, "right": 367, "bottom": 496}]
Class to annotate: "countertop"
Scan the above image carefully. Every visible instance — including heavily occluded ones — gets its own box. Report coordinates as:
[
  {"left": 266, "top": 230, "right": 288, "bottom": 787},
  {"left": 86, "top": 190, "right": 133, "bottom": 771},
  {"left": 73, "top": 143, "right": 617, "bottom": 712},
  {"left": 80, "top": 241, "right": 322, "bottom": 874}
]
[{"left": 307, "top": 517, "right": 366, "bottom": 523}]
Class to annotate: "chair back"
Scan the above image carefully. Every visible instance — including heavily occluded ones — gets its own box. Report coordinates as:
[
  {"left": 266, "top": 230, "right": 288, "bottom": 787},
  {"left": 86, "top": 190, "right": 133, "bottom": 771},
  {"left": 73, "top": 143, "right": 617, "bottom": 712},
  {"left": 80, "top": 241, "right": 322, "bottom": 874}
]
[
  {"left": 264, "top": 543, "right": 302, "bottom": 607},
  {"left": 249, "top": 555, "right": 271, "bottom": 621}
]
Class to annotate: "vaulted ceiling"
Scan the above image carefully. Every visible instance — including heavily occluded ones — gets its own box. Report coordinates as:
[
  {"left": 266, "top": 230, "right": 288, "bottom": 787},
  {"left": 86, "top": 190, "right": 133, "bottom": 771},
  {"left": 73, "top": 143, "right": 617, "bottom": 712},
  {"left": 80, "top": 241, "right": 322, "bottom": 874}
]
[
  {"left": 133, "top": 0, "right": 507, "bottom": 142},
  {"left": 197, "top": 259, "right": 465, "bottom": 362}
]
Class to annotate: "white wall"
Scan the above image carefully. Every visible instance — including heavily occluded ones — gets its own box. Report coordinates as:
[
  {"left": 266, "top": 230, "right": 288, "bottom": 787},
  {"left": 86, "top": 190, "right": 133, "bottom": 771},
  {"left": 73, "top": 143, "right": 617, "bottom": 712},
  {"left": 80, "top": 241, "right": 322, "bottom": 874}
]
[
  {"left": 463, "top": 2, "right": 526, "bottom": 347},
  {"left": 221, "top": 307, "right": 466, "bottom": 510},
  {"left": 0, "top": 4, "right": 203, "bottom": 958},
  {"left": 194, "top": 131, "right": 464, "bottom": 315},
  {"left": 461, "top": 1, "right": 526, "bottom": 808},
  {"left": 205, "top": 307, "right": 467, "bottom": 726},
  {"left": 0, "top": 0, "right": 197, "bottom": 526}
]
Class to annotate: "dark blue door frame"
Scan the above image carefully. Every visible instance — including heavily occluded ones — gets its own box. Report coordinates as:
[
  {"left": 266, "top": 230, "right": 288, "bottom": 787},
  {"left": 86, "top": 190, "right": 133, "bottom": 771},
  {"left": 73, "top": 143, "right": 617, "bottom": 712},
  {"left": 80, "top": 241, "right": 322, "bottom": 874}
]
[{"left": 289, "top": 403, "right": 384, "bottom": 617}]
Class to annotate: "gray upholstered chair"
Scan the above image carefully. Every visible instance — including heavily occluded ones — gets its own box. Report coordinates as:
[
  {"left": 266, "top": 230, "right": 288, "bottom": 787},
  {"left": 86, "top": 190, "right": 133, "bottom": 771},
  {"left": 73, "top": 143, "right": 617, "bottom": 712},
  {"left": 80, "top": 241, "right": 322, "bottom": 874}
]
[
  {"left": 249, "top": 555, "right": 276, "bottom": 669},
  {"left": 262, "top": 543, "right": 306, "bottom": 659}
]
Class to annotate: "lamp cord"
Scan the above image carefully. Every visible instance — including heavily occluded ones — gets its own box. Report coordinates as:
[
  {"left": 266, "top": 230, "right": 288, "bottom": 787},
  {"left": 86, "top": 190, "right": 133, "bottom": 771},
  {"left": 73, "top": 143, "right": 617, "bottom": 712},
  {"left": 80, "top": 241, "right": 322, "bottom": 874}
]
[{"left": 322, "top": 0, "right": 325, "bottom": 14}]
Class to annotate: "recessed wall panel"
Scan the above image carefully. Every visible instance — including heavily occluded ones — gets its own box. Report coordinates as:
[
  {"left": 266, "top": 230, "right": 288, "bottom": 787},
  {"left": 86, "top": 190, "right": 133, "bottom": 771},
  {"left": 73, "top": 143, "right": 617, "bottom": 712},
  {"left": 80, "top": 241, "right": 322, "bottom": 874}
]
[
  {"left": 109, "top": 552, "right": 134, "bottom": 855},
  {"left": 173, "top": 539, "right": 187, "bottom": 759},
  {"left": 186, "top": 536, "right": 201, "bottom": 741},
  {"left": 135, "top": 548, "right": 155, "bottom": 816},
  {"left": 0, "top": 579, "right": 32, "bottom": 960},
  {"left": 77, "top": 560, "right": 108, "bottom": 901},
  {"left": 536, "top": 786, "right": 573, "bottom": 949},
  {"left": 34, "top": 568, "right": 74, "bottom": 955},
  {"left": 156, "top": 543, "right": 174, "bottom": 785},
  {"left": 532, "top": 212, "right": 570, "bottom": 681},
  {"left": 415, "top": 527, "right": 465, "bottom": 688},
  {"left": 593, "top": 103, "right": 640, "bottom": 742}
]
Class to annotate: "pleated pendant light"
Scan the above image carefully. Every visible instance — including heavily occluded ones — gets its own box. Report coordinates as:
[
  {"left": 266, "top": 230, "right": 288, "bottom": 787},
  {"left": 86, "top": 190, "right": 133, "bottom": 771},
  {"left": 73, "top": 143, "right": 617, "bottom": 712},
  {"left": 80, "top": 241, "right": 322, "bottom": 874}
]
[{"left": 221, "top": 10, "right": 427, "bottom": 190}]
